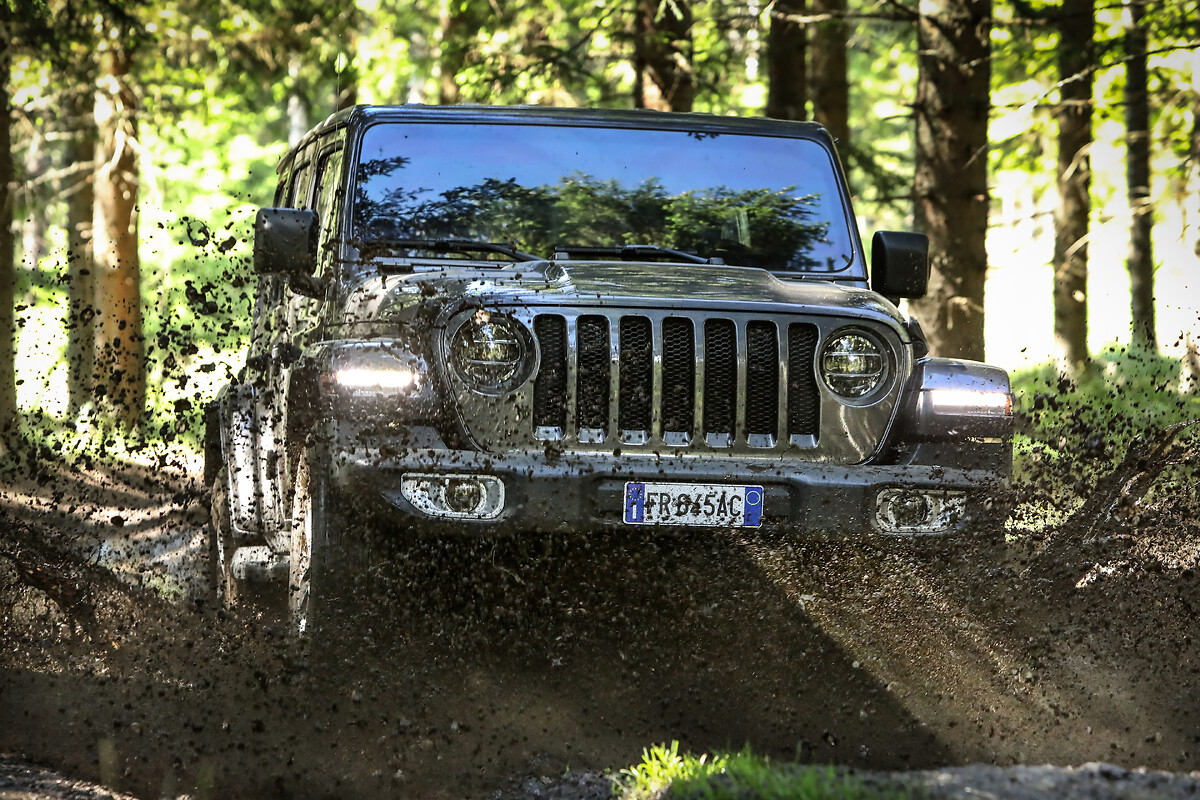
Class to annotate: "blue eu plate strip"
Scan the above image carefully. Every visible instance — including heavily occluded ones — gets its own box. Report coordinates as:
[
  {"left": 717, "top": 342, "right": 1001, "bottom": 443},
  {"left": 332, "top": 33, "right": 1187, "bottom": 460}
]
[
  {"left": 625, "top": 482, "right": 646, "bottom": 523},
  {"left": 743, "top": 486, "right": 763, "bottom": 527}
]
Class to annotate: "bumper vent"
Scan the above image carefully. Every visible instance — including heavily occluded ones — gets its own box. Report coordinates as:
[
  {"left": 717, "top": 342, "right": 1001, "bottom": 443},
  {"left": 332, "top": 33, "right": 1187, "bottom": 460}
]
[{"left": 531, "top": 312, "right": 819, "bottom": 450}]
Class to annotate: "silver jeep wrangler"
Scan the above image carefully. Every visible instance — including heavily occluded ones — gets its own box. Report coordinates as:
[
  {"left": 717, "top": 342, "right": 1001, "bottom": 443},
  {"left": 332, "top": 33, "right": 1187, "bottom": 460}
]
[{"left": 204, "top": 105, "right": 1013, "bottom": 634}]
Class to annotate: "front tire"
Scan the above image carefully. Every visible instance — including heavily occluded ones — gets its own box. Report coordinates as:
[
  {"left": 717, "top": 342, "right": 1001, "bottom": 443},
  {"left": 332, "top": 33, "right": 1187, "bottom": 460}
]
[
  {"left": 288, "top": 444, "right": 346, "bottom": 638},
  {"left": 208, "top": 466, "right": 236, "bottom": 607}
]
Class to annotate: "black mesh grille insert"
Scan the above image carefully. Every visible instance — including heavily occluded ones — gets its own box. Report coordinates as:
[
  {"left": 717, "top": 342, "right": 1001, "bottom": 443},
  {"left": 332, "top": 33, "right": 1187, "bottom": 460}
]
[
  {"left": 618, "top": 316, "right": 653, "bottom": 431},
  {"left": 746, "top": 321, "right": 779, "bottom": 436},
  {"left": 661, "top": 318, "right": 695, "bottom": 433},
  {"left": 576, "top": 315, "right": 610, "bottom": 431},
  {"left": 703, "top": 319, "right": 737, "bottom": 437},
  {"left": 532, "top": 315, "right": 566, "bottom": 428},
  {"left": 787, "top": 324, "right": 820, "bottom": 437}
]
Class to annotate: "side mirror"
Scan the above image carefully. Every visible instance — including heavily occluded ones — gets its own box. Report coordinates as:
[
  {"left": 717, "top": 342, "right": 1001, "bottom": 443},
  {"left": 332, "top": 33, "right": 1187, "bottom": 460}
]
[
  {"left": 871, "top": 231, "right": 929, "bottom": 300},
  {"left": 253, "top": 208, "right": 317, "bottom": 278}
]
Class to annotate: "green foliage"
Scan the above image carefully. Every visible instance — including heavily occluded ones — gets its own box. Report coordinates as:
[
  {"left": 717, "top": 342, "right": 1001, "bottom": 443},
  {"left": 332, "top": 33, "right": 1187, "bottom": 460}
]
[
  {"left": 839, "top": 5, "right": 915, "bottom": 228},
  {"left": 614, "top": 742, "right": 912, "bottom": 800},
  {"left": 12, "top": 97, "right": 282, "bottom": 450},
  {"left": 1011, "top": 346, "right": 1200, "bottom": 501},
  {"left": 136, "top": 111, "right": 283, "bottom": 444},
  {"left": 428, "top": 0, "right": 631, "bottom": 106}
]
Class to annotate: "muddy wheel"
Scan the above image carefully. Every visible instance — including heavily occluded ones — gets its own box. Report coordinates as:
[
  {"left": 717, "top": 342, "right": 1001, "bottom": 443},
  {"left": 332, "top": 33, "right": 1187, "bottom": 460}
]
[
  {"left": 208, "top": 466, "right": 237, "bottom": 607},
  {"left": 288, "top": 444, "right": 352, "bottom": 639}
]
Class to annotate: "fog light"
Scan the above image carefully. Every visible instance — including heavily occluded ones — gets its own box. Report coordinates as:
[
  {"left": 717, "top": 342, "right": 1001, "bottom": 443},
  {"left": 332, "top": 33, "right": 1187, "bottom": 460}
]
[
  {"left": 399, "top": 474, "right": 505, "bottom": 520},
  {"left": 890, "top": 492, "right": 931, "bottom": 527},
  {"left": 875, "top": 488, "right": 965, "bottom": 534},
  {"left": 444, "top": 478, "right": 484, "bottom": 514}
]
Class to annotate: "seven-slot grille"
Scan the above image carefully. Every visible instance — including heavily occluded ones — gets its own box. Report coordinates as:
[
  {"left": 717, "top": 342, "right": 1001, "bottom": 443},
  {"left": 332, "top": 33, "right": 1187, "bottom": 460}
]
[{"left": 531, "top": 312, "right": 819, "bottom": 449}]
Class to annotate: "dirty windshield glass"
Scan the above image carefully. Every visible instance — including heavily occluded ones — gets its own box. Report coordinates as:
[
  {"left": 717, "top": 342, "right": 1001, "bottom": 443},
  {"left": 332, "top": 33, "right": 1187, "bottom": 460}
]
[{"left": 351, "top": 122, "right": 855, "bottom": 272}]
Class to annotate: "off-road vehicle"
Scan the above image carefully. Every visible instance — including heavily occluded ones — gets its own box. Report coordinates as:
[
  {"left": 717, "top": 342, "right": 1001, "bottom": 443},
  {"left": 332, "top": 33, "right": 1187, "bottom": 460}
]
[{"left": 204, "top": 105, "right": 1013, "bottom": 634}]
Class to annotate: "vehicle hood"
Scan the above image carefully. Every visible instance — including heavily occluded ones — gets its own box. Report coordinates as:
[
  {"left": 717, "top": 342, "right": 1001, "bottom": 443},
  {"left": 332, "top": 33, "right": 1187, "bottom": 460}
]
[{"left": 341, "top": 259, "right": 907, "bottom": 330}]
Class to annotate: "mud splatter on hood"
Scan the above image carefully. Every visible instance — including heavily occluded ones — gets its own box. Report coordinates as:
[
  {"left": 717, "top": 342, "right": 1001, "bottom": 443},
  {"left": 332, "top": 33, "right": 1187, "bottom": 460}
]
[{"left": 340, "top": 260, "right": 908, "bottom": 332}]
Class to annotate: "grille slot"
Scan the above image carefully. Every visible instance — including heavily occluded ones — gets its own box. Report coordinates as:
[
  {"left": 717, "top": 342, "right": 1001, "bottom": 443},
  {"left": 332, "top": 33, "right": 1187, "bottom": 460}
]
[
  {"left": 660, "top": 317, "right": 695, "bottom": 440},
  {"left": 702, "top": 319, "right": 737, "bottom": 444},
  {"left": 745, "top": 321, "right": 779, "bottom": 443},
  {"left": 618, "top": 317, "right": 653, "bottom": 435},
  {"left": 530, "top": 312, "right": 821, "bottom": 450},
  {"left": 576, "top": 315, "right": 610, "bottom": 437},
  {"left": 532, "top": 315, "right": 566, "bottom": 431},
  {"left": 787, "top": 323, "right": 820, "bottom": 438}
]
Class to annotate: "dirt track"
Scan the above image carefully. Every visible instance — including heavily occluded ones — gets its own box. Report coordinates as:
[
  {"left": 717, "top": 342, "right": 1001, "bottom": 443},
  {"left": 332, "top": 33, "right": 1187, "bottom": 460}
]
[{"left": 2, "top": 452, "right": 1199, "bottom": 799}]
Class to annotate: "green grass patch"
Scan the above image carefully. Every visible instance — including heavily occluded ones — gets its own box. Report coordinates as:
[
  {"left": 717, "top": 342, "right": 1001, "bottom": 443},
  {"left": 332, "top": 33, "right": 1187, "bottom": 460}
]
[
  {"left": 1009, "top": 344, "right": 1200, "bottom": 523},
  {"left": 614, "top": 742, "right": 913, "bottom": 800}
]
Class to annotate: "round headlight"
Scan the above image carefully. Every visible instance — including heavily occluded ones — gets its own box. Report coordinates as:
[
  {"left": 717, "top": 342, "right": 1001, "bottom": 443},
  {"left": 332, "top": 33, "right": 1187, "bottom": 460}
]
[
  {"left": 821, "top": 330, "right": 887, "bottom": 399},
  {"left": 447, "top": 312, "right": 535, "bottom": 394}
]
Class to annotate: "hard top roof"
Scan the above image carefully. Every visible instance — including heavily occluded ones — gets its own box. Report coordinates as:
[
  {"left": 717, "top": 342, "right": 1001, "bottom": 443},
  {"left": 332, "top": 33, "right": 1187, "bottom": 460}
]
[{"left": 279, "top": 104, "right": 837, "bottom": 171}]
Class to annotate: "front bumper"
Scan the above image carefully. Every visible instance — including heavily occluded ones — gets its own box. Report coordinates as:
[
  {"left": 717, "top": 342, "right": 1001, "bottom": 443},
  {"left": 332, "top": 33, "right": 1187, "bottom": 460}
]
[{"left": 330, "top": 443, "right": 1007, "bottom": 538}]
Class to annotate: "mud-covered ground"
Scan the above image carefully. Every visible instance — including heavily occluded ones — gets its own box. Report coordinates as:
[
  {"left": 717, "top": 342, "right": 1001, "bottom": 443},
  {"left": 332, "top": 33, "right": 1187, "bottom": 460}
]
[{"left": 2, "top": 451, "right": 1199, "bottom": 799}]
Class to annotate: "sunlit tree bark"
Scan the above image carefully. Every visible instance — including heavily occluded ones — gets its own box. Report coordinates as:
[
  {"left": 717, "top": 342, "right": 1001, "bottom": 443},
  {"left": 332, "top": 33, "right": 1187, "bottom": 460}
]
[
  {"left": 765, "top": 0, "right": 806, "bottom": 121},
  {"left": 287, "top": 55, "right": 308, "bottom": 147},
  {"left": 1124, "top": 0, "right": 1156, "bottom": 351},
  {"left": 909, "top": 0, "right": 991, "bottom": 361},
  {"left": 92, "top": 46, "right": 143, "bottom": 427},
  {"left": 1052, "top": 0, "right": 1094, "bottom": 376},
  {"left": 20, "top": 127, "right": 48, "bottom": 270},
  {"left": 634, "top": 0, "right": 694, "bottom": 111}
]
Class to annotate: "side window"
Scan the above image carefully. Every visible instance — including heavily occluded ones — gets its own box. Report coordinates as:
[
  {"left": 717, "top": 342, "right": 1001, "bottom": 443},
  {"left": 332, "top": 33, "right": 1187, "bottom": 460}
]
[
  {"left": 288, "top": 160, "right": 314, "bottom": 209},
  {"left": 313, "top": 148, "right": 344, "bottom": 239},
  {"left": 285, "top": 146, "right": 344, "bottom": 330},
  {"left": 272, "top": 171, "right": 288, "bottom": 206},
  {"left": 312, "top": 147, "right": 345, "bottom": 274}
]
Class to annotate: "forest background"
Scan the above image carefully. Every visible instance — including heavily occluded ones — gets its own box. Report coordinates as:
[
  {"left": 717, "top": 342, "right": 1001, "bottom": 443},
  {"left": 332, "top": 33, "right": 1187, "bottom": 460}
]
[{"left": 1, "top": 0, "right": 1198, "bottom": 457}]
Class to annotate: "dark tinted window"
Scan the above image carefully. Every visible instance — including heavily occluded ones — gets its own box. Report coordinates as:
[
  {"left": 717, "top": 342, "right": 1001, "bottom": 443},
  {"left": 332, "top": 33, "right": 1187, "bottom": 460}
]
[
  {"left": 351, "top": 122, "right": 855, "bottom": 273},
  {"left": 313, "top": 149, "right": 344, "bottom": 240},
  {"left": 287, "top": 159, "right": 314, "bottom": 208}
]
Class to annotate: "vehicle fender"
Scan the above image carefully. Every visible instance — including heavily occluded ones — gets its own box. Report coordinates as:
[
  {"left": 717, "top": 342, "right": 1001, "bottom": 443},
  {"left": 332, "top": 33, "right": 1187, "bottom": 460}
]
[{"left": 901, "top": 357, "right": 1014, "bottom": 440}]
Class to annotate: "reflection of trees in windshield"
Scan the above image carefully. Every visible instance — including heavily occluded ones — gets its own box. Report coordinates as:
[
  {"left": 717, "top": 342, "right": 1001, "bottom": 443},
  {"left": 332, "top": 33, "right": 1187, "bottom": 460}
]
[{"left": 353, "top": 168, "right": 834, "bottom": 271}]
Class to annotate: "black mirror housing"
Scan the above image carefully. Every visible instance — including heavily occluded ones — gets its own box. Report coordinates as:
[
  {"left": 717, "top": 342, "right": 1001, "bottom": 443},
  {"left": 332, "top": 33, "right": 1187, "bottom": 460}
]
[
  {"left": 871, "top": 230, "right": 929, "bottom": 299},
  {"left": 253, "top": 208, "right": 317, "bottom": 278}
]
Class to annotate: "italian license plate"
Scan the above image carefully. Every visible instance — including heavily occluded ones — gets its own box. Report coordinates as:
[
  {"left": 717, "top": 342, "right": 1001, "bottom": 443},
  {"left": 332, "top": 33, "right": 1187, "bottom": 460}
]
[{"left": 623, "top": 482, "right": 764, "bottom": 528}]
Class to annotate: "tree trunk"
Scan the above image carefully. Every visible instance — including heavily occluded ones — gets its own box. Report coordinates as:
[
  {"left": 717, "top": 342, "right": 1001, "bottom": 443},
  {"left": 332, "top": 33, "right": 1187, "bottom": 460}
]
[
  {"left": 811, "top": 0, "right": 849, "bottom": 157},
  {"left": 1193, "top": 87, "right": 1200, "bottom": 259},
  {"left": 1125, "top": 0, "right": 1155, "bottom": 351},
  {"left": 20, "top": 128, "right": 47, "bottom": 269},
  {"left": 437, "top": 0, "right": 484, "bottom": 106},
  {"left": 66, "top": 89, "right": 95, "bottom": 414},
  {"left": 0, "top": 17, "right": 17, "bottom": 435},
  {"left": 908, "top": 0, "right": 991, "bottom": 361},
  {"left": 336, "top": 54, "right": 359, "bottom": 111},
  {"left": 287, "top": 55, "right": 308, "bottom": 147},
  {"left": 634, "top": 0, "right": 694, "bottom": 112},
  {"left": 1052, "top": 0, "right": 1094, "bottom": 376},
  {"left": 765, "top": 0, "right": 807, "bottom": 121},
  {"left": 92, "top": 47, "right": 143, "bottom": 428}
]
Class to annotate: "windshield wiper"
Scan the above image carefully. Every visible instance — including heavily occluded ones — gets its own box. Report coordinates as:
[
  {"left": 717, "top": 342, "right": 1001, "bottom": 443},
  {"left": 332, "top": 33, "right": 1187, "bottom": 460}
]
[
  {"left": 360, "top": 238, "right": 543, "bottom": 263},
  {"left": 552, "top": 244, "right": 718, "bottom": 265}
]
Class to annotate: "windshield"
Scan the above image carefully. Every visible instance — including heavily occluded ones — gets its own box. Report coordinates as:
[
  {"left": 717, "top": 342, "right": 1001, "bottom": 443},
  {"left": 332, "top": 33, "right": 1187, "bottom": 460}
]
[{"left": 350, "top": 121, "right": 857, "bottom": 273}]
